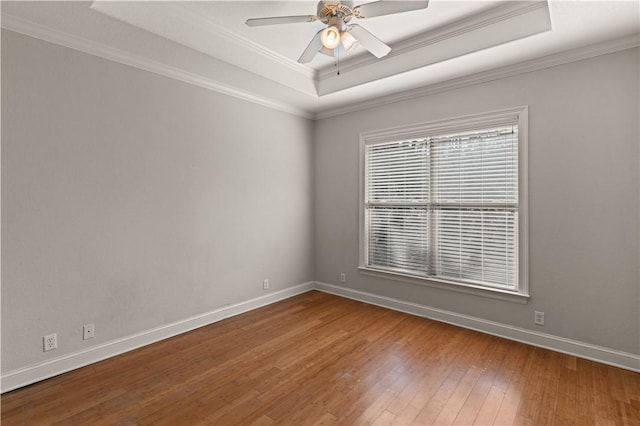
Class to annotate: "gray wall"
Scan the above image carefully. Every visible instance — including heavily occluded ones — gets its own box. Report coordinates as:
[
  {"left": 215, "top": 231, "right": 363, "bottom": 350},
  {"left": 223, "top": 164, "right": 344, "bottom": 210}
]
[
  {"left": 3, "top": 27, "right": 638, "bottom": 376},
  {"left": 314, "top": 48, "right": 640, "bottom": 355},
  {"left": 1, "top": 30, "right": 314, "bottom": 372}
]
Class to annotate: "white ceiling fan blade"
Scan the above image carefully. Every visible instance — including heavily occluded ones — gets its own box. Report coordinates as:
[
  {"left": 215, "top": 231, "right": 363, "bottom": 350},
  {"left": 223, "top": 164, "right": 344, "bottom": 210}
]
[
  {"left": 348, "top": 25, "right": 391, "bottom": 58},
  {"left": 298, "top": 30, "right": 324, "bottom": 63},
  {"left": 245, "top": 15, "right": 317, "bottom": 27},
  {"left": 319, "top": 46, "right": 336, "bottom": 57},
  {"left": 354, "top": 1, "right": 429, "bottom": 19}
]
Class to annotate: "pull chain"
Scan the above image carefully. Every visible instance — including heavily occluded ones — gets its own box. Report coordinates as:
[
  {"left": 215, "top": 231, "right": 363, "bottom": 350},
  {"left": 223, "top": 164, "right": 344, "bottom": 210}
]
[{"left": 335, "top": 48, "right": 341, "bottom": 75}]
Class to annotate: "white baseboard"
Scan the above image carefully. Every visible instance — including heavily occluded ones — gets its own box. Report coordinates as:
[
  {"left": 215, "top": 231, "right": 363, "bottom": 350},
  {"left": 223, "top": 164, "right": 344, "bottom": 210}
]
[
  {"left": 3, "top": 280, "right": 638, "bottom": 393},
  {"left": 1, "top": 282, "right": 315, "bottom": 393},
  {"left": 314, "top": 282, "right": 640, "bottom": 373}
]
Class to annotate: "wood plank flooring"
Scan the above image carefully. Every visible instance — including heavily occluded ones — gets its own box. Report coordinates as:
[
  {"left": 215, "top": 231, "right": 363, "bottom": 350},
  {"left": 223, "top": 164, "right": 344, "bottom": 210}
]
[{"left": 2, "top": 291, "right": 639, "bottom": 425}]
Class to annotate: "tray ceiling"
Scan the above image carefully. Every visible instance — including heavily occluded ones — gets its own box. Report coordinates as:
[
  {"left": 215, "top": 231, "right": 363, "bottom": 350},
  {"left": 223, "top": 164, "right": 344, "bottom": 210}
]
[
  {"left": 2, "top": 1, "right": 639, "bottom": 118},
  {"left": 91, "top": 1, "right": 554, "bottom": 96}
]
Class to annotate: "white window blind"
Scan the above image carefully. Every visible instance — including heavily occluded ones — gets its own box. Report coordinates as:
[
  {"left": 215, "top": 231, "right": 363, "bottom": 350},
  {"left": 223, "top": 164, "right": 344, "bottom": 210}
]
[{"left": 365, "top": 126, "right": 519, "bottom": 291}]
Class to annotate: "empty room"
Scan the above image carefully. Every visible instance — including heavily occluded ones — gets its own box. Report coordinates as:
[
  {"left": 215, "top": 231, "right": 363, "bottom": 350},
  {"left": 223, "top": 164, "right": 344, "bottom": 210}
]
[{"left": 1, "top": 0, "right": 639, "bottom": 424}]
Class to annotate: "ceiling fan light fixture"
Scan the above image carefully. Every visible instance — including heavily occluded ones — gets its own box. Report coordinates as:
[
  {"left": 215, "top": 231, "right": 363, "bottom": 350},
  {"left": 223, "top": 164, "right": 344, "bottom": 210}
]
[
  {"left": 247, "top": 0, "right": 429, "bottom": 63},
  {"left": 341, "top": 31, "right": 358, "bottom": 52},
  {"left": 320, "top": 25, "right": 341, "bottom": 49}
]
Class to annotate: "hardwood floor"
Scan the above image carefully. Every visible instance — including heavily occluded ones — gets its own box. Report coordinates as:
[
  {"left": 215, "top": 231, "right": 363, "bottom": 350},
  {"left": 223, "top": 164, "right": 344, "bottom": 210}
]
[{"left": 2, "top": 291, "right": 639, "bottom": 425}]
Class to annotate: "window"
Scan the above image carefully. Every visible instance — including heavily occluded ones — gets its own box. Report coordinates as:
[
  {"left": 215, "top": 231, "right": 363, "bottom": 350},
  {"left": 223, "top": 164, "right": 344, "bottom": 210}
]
[{"left": 360, "top": 107, "right": 528, "bottom": 297}]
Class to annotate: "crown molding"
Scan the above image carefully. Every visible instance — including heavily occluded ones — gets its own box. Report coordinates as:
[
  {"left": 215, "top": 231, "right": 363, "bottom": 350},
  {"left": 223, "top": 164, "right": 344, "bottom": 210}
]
[
  {"left": 89, "top": 1, "right": 318, "bottom": 97},
  {"left": 2, "top": 9, "right": 637, "bottom": 122},
  {"left": 316, "top": 0, "right": 551, "bottom": 95},
  {"left": 175, "top": 3, "right": 316, "bottom": 81},
  {"left": 1, "top": 14, "right": 315, "bottom": 119},
  {"left": 314, "top": 34, "right": 640, "bottom": 120},
  {"left": 318, "top": 1, "right": 549, "bottom": 80}
]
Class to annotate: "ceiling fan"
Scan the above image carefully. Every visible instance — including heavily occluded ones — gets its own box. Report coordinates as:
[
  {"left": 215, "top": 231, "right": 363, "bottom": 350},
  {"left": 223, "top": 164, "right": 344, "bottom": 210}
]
[{"left": 245, "top": 1, "right": 429, "bottom": 64}]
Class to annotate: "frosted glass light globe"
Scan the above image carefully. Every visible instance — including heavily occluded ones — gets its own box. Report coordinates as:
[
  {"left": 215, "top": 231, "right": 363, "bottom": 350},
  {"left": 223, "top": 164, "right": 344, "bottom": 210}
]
[{"left": 320, "top": 26, "right": 341, "bottom": 49}]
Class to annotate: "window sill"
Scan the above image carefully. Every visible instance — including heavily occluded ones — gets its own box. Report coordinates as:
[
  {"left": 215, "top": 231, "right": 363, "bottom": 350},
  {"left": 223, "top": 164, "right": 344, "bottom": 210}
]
[{"left": 358, "top": 266, "right": 530, "bottom": 304}]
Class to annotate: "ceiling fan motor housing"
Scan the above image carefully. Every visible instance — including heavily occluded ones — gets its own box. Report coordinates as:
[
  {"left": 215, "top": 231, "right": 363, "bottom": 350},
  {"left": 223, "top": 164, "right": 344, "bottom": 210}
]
[{"left": 317, "top": 0, "right": 354, "bottom": 24}]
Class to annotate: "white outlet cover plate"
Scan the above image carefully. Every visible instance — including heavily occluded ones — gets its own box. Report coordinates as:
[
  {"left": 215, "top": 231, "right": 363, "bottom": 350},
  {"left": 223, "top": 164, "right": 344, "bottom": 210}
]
[
  {"left": 83, "top": 324, "right": 95, "bottom": 340},
  {"left": 43, "top": 333, "right": 57, "bottom": 351}
]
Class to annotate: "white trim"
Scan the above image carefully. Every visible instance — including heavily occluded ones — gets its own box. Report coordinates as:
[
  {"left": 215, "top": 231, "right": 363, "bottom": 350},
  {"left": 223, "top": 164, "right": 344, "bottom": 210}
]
[
  {"left": 318, "top": 1, "right": 550, "bottom": 79},
  {"left": 89, "top": 1, "right": 317, "bottom": 97},
  {"left": 1, "top": 11, "right": 637, "bottom": 121},
  {"left": 359, "top": 106, "right": 529, "bottom": 298},
  {"left": 314, "top": 282, "right": 640, "bottom": 373},
  {"left": 0, "top": 282, "right": 315, "bottom": 393},
  {"left": 175, "top": 3, "right": 316, "bottom": 80},
  {"left": 518, "top": 107, "right": 530, "bottom": 298},
  {"left": 2, "top": 280, "right": 638, "bottom": 393},
  {"left": 358, "top": 267, "right": 529, "bottom": 304},
  {"left": 315, "top": 35, "right": 640, "bottom": 120},
  {"left": 0, "top": 15, "right": 314, "bottom": 120},
  {"left": 359, "top": 106, "right": 527, "bottom": 142}
]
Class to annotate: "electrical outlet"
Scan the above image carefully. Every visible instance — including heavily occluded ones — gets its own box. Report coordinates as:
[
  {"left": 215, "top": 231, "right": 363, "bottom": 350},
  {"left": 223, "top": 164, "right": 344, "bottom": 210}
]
[
  {"left": 83, "top": 323, "right": 95, "bottom": 340},
  {"left": 263, "top": 279, "right": 269, "bottom": 290},
  {"left": 43, "top": 333, "right": 57, "bottom": 352},
  {"left": 534, "top": 311, "right": 545, "bottom": 326},
  {"left": 340, "top": 273, "right": 346, "bottom": 283}
]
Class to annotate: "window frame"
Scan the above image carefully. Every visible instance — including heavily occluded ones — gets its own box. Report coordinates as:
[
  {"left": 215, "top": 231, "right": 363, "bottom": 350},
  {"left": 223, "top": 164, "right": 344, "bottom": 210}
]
[{"left": 358, "top": 107, "right": 529, "bottom": 302}]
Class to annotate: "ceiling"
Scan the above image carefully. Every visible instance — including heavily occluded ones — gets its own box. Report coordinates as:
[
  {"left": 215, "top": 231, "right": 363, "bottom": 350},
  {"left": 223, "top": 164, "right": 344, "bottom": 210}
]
[{"left": 2, "top": 1, "right": 639, "bottom": 119}]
